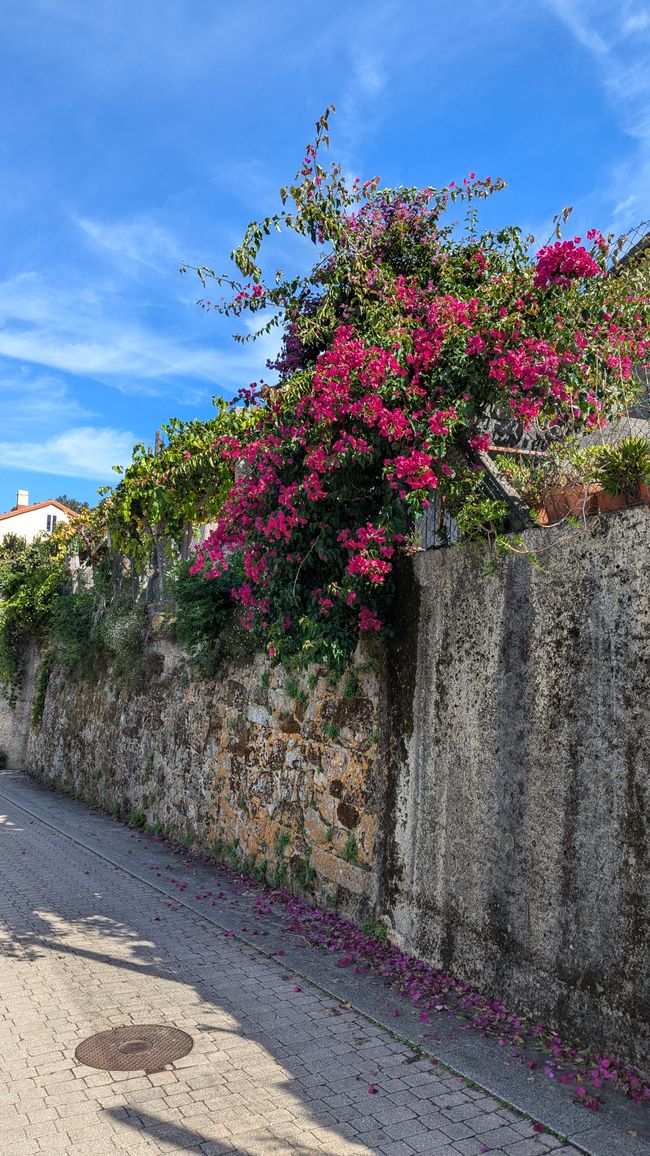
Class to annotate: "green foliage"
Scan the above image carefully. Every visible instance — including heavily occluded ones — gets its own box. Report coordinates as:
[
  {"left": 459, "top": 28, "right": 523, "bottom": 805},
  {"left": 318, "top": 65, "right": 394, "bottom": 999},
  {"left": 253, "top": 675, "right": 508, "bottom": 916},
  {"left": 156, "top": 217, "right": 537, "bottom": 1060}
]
[
  {"left": 31, "top": 652, "right": 54, "bottom": 725},
  {"left": 55, "top": 495, "right": 89, "bottom": 514},
  {"left": 95, "top": 399, "right": 253, "bottom": 576},
  {"left": 493, "top": 454, "right": 555, "bottom": 508},
  {"left": 251, "top": 858, "right": 268, "bottom": 882},
  {"left": 168, "top": 560, "right": 235, "bottom": 675},
  {"left": 211, "top": 837, "right": 241, "bottom": 870},
  {"left": 591, "top": 436, "right": 650, "bottom": 496},
  {"left": 361, "top": 919, "right": 389, "bottom": 942},
  {"left": 99, "top": 595, "right": 148, "bottom": 682},
  {"left": 455, "top": 497, "right": 509, "bottom": 542},
  {"left": 46, "top": 581, "right": 148, "bottom": 685},
  {"left": 129, "top": 810, "right": 147, "bottom": 829},
  {"left": 323, "top": 721, "right": 341, "bottom": 741},
  {"left": 49, "top": 590, "right": 102, "bottom": 676},
  {"left": 0, "top": 749, "right": 6, "bottom": 769},
  {"left": 274, "top": 830, "right": 291, "bottom": 856},
  {"left": 341, "top": 671, "right": 359, "bottom": 699},
  {"left": 0, "top": 531, "right": 68, "bottom": 702},
  {"left": 342, "top": 833, "right": 358, "bottom": 863},
  {"left": 270, "top": 861, "right": 287, "bottom": 888},
  {"left": 294, "top": 854, "right": 316, "bottom": 891}
]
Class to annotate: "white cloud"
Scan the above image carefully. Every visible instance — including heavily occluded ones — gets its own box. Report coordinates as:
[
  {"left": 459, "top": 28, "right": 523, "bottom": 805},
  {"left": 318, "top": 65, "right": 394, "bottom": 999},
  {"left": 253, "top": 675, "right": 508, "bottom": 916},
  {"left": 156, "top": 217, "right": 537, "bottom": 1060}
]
[
  {"left": 543, "top": 0, "right": 608, "bottom": 54},
  {"left": 622, "top": 7, "right": 650, "bottom": 34},
  {"left": 76, "top": 215, "right": 181, "bottom": 271},
  {"left": 0, "top": 425, "right": 135, "bottom": 480},
  {"left": 352, "top": 48, "right": 386, "bottom": 99},
  {"left": 0, "top": 366, "right": 95, "bottom": 436},
  {"left": 0, "top": 272, "right": 271, "bottom": 397},
  {"left": 541, "top": 1, "right": 650, "bottom": 227}
]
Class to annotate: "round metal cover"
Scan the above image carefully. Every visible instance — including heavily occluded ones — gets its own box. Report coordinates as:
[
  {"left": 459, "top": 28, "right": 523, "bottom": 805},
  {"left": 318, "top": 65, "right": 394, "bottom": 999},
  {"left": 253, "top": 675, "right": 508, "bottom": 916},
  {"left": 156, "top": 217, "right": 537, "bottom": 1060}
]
[{"left": 75, "top": 1024, "right": 193, "bottom": 1072}]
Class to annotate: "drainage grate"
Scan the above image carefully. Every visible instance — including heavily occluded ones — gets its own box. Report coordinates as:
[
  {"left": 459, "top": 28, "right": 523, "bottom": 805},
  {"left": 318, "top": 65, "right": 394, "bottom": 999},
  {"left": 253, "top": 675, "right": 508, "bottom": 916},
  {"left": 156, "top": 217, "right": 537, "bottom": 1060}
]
[{"left": 75, "top": 1024, "right": 193, "bottom": 1072}]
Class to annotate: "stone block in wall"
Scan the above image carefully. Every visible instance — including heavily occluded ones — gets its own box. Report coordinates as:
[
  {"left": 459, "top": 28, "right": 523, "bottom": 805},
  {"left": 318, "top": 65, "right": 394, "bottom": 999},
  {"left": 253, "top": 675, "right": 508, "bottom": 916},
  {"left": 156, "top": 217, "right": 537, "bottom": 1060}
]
[{"left": 311, "top": 845, "right": 372, "bottom": 897}]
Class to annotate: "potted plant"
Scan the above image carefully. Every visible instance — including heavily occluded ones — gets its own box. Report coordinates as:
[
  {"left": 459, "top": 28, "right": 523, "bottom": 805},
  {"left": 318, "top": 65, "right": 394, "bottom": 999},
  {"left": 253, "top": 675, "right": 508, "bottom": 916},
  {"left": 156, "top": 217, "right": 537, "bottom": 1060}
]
[
  {"left": 590, "top": 436, "right": 650, "bottom": 512},
  {"left": 492, "top": 445, "right": 601, "bottom": 525}
]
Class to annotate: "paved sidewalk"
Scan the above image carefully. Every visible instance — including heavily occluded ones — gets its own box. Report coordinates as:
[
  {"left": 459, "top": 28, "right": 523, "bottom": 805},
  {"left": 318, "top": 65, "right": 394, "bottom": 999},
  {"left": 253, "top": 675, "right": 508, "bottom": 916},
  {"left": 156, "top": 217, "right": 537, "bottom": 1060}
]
[{"left": 0, "top": 775, "right": 639, "bottom": 1156}]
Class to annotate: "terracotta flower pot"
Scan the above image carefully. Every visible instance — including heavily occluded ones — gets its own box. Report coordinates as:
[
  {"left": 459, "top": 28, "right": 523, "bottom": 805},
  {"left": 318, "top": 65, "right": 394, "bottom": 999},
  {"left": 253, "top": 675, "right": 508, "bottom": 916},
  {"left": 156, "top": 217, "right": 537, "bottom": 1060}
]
[
  {"left": 596, "top": 491, "right": 634, "bottom": 514},
  {"left": 536, "top": 484, "right": 601, "bottom": 525}
]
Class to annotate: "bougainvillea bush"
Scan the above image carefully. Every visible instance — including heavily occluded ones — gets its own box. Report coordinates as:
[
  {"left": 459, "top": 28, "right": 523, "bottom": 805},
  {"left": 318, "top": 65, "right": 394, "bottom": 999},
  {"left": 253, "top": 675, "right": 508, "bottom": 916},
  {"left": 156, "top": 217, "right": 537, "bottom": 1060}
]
[{"left": 190, "top": 109, "right": 650, "bottom": 669}]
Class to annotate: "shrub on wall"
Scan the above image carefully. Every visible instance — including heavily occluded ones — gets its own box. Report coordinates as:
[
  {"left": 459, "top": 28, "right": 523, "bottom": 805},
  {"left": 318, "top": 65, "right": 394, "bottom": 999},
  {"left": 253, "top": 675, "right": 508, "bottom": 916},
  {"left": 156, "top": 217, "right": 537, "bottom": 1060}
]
[{"left": 185, "top": 109, "right": 650, "bottom": 670}]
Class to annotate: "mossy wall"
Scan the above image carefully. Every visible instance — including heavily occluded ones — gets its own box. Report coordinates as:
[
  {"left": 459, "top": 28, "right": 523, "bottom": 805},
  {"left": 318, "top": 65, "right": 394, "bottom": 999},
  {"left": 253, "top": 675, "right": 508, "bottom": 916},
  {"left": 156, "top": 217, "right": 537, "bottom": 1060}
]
[{"left": 384, "top": 506, "right": 649, "bottom": 1068}]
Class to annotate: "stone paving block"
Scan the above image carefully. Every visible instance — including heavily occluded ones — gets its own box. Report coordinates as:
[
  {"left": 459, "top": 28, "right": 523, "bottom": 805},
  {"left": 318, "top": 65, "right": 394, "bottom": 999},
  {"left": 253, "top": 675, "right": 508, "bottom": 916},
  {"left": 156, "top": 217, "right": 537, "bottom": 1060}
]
[
  {"left": 376, "top": 1141, "right": 417, "bottom": 1156},
  {"left": 385, "top": 1115, "right": 431, "bottom": 1140},
  {"left": 406, "top": 1135, "right": 460, "bottom": 1154},
  {"left": 504, "top": 1139, "right": 563, "bottom": 1155},
  {"left": 443, "top": 1100, "right": 490, "bottom": 1122},
  {"left": 468, "top": 1110, "right": 510, "bottom": 1134},
  {"left": 453, "top": 1139, "right": 493, "bottom": 1156},
  {"left": 439, "top": 1118, "right": 476, "bottom": 1141}
]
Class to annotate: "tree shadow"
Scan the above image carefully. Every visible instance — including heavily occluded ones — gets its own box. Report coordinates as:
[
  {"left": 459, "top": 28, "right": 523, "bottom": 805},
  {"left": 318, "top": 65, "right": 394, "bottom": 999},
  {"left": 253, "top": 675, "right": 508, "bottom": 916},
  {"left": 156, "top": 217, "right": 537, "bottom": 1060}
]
[{"left": 104, "top": 1105, "right": 327, "bottom": 1154}]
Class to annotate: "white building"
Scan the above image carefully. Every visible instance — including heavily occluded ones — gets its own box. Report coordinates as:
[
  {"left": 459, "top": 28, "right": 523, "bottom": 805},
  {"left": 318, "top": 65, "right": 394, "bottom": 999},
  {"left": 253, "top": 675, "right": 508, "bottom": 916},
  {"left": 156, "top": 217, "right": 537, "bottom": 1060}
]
[{"left": 0, "top": 490, "right": 75, "bottom": 544}]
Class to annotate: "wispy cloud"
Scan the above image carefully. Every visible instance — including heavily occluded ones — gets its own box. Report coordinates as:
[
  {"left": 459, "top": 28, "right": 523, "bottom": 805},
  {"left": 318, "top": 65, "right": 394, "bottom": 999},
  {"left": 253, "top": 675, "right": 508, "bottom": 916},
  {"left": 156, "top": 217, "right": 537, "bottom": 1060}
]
[
  {"left": 622, "top": 6, "right": 650, "bottom": 34},
  {"left": 543, "top": 0, "right": 608, "bottom": 54},
  {"left": 0, "top": 272, "right": 271, "bottom": 398},
  {"left": 0, "top": 366, "right": 95, "bottom": 437},
  {"left": 0, "top": 425, "right": 135, "bottom": 480},
  {"left": 542, "top": 1, "right": 650, "bottom": 225},
  {"left": 76, "top": 215, "right": 181, "bottom": 271}
]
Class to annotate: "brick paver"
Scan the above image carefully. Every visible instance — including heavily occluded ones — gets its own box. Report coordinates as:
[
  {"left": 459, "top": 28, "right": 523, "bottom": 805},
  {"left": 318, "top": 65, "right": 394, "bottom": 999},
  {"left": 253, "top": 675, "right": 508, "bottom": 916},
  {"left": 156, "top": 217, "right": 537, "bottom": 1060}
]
[{"left": 0, "top": 786, "right": 581, "bottom": 1155}]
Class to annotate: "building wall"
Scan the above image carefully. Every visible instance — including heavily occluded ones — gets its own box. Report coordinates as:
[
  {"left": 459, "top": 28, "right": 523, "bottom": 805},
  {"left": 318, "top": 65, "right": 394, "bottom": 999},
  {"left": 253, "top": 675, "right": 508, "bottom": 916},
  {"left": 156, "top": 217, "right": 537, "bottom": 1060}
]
[{"left": 0, "top": 505, "right": 70, "bottom": 543}]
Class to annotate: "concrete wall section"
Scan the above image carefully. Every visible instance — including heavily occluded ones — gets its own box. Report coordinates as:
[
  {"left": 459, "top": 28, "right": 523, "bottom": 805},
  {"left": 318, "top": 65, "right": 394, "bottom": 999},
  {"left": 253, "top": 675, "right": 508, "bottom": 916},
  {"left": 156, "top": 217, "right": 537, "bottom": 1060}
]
[
  {"left": 384, "top": 507, "right": 650, "bottom": 1067},
  {"left": 0, "top": 641, "right": 39, "bottom": 769}
]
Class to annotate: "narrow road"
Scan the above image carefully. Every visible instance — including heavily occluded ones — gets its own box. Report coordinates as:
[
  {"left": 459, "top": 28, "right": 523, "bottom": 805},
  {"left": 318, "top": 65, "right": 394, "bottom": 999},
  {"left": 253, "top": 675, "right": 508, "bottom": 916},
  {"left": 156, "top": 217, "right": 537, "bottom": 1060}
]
[{"left": 0, "top": 775, "right": 599, "bottom": 1155}]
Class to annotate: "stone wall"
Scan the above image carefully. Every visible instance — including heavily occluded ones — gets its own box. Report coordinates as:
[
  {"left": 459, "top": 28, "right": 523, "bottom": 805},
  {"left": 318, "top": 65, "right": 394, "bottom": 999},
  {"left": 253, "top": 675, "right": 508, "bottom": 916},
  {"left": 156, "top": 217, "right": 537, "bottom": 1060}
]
[
  {"left": 24, "top": 505, "right": 650, "bottom": 1067},
  {"left": 0, "top": 640, "right": 38, "bottom": 770},
  {"left": 28, "top": 640, "right": 381, "bottom": 912},
  {"left": 382, "top": 506, "right": 649, "bottom": 1068}
]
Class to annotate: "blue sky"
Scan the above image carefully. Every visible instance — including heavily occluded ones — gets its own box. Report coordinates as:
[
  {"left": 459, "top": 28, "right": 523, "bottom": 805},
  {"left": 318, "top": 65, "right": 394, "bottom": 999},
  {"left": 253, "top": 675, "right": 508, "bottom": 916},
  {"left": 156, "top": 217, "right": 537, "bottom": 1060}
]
[{"left": 1, "top": 0, "right": 649, "bottom": 510}]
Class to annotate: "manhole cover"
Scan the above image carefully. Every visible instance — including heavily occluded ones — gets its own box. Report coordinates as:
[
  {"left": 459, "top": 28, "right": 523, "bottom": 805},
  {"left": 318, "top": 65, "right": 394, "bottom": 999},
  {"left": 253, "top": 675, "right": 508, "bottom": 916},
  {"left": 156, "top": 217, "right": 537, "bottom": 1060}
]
[{"left": 75, "top": 1025, "right": 193, "bottom": 1072}]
